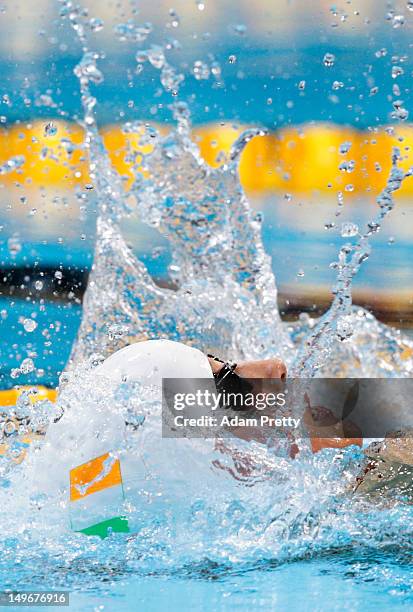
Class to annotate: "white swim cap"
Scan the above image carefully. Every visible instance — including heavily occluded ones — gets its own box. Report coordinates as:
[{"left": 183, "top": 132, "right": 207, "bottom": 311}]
[{"left": 95, "top": 339, "right": 213, "bottom": 385}]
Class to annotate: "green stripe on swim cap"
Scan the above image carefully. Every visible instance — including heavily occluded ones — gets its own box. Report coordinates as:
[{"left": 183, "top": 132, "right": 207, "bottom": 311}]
[
  {"left": 78, "top": 516, "right": 129, "bottom": 539},
  {"left": 69, "top": 452, "right": 130, "bottom": 537}
]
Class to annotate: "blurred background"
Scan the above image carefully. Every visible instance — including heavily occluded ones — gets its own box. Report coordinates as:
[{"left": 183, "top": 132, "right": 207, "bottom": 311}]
[{"left": 1, "top": 0, "right": 413, "bottom": 388}]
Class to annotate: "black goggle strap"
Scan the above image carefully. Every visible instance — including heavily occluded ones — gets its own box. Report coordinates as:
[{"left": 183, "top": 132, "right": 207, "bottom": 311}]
[{"left": 208, "top": 355, "right": 253, "bottom": 409}]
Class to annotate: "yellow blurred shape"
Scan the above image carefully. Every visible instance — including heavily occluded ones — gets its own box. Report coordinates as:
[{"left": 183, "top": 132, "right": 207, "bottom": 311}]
[
  {"left": 240, "top": 132, "right": 287, "bottom": 192},
  {"left": 194, "top": 123, "right": 244, "bottom": 167},
  {"left": 194, "top": 123, "right": 362, "bottom": 194},
  {"left": 359, "top": 126, "right": 413, "bottom": 197},
  {"left": 194, "top": 124, "right": 288, "bottom": 191},
  {"left": 272, "top": 124, "right": 361, "bottom": 195},
  {"left": 400, "top": 345, "right": 413, "bottom": 361},
  {"left": 0, "top": 386, "right": 57, "bottom": 460},
  {"left": 0, "top": 385, "right": 57, "bottom": 407},
  {"left": 2, "top": 119, "right": 413, "bottom": 196},
  {"left": 1, "top": 120, "right": 87, "bottom": 187},
  {"left": 102, "top": 123, "right": 166, "bottom": 189}
]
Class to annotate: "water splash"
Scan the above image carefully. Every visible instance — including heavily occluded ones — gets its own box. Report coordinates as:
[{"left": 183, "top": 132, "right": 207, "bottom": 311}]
[
  {"left": 3, "top": 2, "right": 413, "bottom": 596},
  {"left": 2, "top": 371, "right": 413, "bottom": 590},
  {"left": 291, "top": 148, "right": 413, "bottom": 378},
  {"left": 69, "top": 109, "right": 293, "bottom": 365},
  {"left": 63, "top": 6, "right": 294, "bottom": 367},
  {"left": 61, "top": 3, "right": 413, "bottom": 383}
]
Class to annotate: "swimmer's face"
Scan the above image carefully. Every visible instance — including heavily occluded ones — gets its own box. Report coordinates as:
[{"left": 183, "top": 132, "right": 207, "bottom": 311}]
[{"left": 208, "top": 356, "right": 287, "bottom": 380}]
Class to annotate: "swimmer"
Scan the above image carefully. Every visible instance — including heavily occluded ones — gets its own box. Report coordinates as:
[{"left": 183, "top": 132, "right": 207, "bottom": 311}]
[
  {"left": 94, "top": 339, "right": 360, "bottom": 456},
  {"left": 4, "top": 340, "right": 406, "bottom": 498},
  {"left": 0, "top": 339, "right": 355, "bottom": 457},
  {"left": 15, "top": 339, "right": 410, "bottom": 541}
]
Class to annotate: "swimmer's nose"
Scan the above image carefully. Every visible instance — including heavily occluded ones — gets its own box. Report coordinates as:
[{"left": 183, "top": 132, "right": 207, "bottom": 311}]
[{"left": 268, "top": 358, "right": 287, "bottom": 380}]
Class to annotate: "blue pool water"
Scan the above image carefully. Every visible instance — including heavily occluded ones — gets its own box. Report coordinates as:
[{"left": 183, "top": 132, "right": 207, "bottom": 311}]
[
  {"left": 0, "top": 298, "right": 80, "bottom": 388},
  {"left": 1, "top": 292, "right": 413, "bottom": 611},
  {"left": 2, "top": 8, "right": 413, "bottom": 607},
  {"left": 69, "top": 559, "right": 413, "bottom": 612},
  {"left": 4, "top": 547, "right": 413, "bottom": 611},
  {"left": 1, "top": 195, "right": 412, "bottom": 389}
]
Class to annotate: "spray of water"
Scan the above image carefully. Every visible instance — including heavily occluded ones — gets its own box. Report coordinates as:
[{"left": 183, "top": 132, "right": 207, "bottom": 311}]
[
  {"left": 1, "top": 0, "right": 413, "bottom": 593},
  {"left": 59, "top": 0, "right": 413, "bottom": 382},
  {"left": 291, "top": 147, "right": 413, "bottom": 377},
  {"left": 65, "top": 3, "right": 293, "bottom": 367}
]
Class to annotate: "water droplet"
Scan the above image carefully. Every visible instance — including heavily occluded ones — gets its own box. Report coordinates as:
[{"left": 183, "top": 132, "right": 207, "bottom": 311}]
[
  {"left": 367, "top": 221, "right": 380, "bottom": 234},
  {"left": 54, "top": 270, "right": 63, "bottom": 280},
  {"left": 168, "top": 9, "right": 180, "bottom": 28},
  {"left": 392, "top": 100, "right": 409, "bottom": 121},
  {"left": 196, "top": 1, "right": 205, "bottom": 10},
  {"left": 211, "top": 61, "right": 221, "bottom": 79},
  {"left": 369, "top": 86, "right": 379, "bottom": 96},
  {"left": 323, "top": 53, "right": 336, "bottom": 67},
  {"left": 392, "top": 66, "right": 404, "bottom": 79},
  {"left": 230, "top": 23, "right": 247, "bottom": 36},
  {"left": 147, "top": 45, "right": 166, "bottom": 70},
  {"left": 297, "top": 269, "right": 305, "bottom": 277},
  {"left": 20, "top": 358, "right": 35, "bottom": 374},
  {"left": 114, "top": 20, "right": 152, "bottom": 43},
  {"left": 88, "top": 17, "right": 104, "bottom": 32},
  {"left": 375, "top": 48, "right": 387, "bottom": 58},
  {"left": 332, "top": 80, "right": 344, "bottom": 90},
  {"left": 44, "top": 122, "right": 57, "bottom": 137},
  {"left": 298, "top": 80, "right": 306, "bottom": 90},
  {"left": 408, "top": 1, "right": 413, "bottom": 12},
  {"left": 74, "top": 52, "right": 104, "bottom": 85},
  {"left": 193, "top": 60, "right": 210, "bottom": 80},
  {"left": 7, "top": 235, "right": 21, "bottom": 257},
  {"left": 136, "top": 50, "right": 148, "bottom": 63},
  {"left": 160, "top": 64, "right": 184, "bottom": 93},
  {"left": 34, "top": 280, "right": 43, "bottom": 291},
  {"left": 339, "top": 141, "right": 352, "bottom": 154},
  {"left": 60, "top": 138, "right": 76, "bottom": 155},
  {"left": 107, "top": 323, "right": 129, "bottom": 341},
  {"left": 228, "top": 55, "right": 237, "bottom": 64},
  {"left": 392, "top": 14, "right": 405, "bottom": 28},
  {"left": 345, "top": 184, "right": 354, "bottom": 192},
  {"left": 339, "top": 160, "right": 355, "bottom": 173},
  {"left": 23, "top": 318, "right": 37, "bottom": 332},
  {"left": 341, "top": 222, "right": 359, "bottom": 237},
  {"left": 0, "top": 155, "right": 25, "bottom": 175},
  {"left": 4, "top": 421, "right": 16, "bottom": 436},
  {"left": 35, "top": 94, "right": 55, "bottom": 108}
]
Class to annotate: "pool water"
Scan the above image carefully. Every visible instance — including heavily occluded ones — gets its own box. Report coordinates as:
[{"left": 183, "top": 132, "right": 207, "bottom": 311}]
[
  {"left": 71, "top": 558, "right": 413, "bottom": 611},
  {"left": 3, "top": 544, "right": 413, "bottom": 611},
  {"left": 2, "top": 6, "right": 413, "bottom": 608},
  {"left": 0, "top": 298, "right": 81, "bottom": 389}
]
